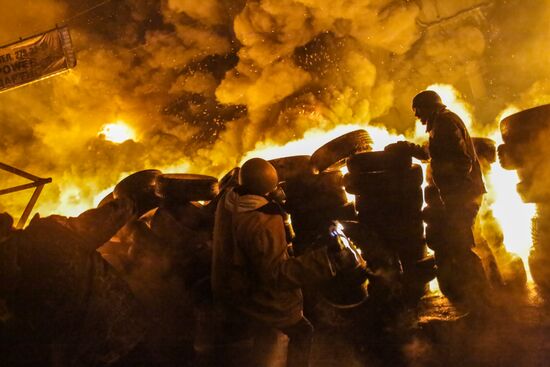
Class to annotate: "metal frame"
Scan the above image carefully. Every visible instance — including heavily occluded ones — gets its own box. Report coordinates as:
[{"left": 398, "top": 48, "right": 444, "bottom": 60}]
[{"left": 0, "top": 162, "right": 51, "bottom": 228}]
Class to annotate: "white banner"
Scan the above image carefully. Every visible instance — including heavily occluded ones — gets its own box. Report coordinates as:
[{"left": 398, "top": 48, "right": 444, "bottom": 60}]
[{"left": 0, "top": 26, "right": 76, "bottom": 93}]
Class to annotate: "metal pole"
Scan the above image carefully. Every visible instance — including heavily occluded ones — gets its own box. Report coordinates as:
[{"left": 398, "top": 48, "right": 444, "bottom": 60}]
[{"left": 16, "top": 184, "right": 45, "bottom": 229}]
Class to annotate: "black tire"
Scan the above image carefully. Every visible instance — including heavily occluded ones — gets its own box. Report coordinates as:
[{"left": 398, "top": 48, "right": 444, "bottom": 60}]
[
  {"left": 344, "top": 164, "right": 423, "bottom": 196},
  {"left": 284, "top": 171, "right": 348, "bottom": 211},
  {"left": 114, "top": 169, "right": 162, "bottom": 215},
  {"left": 500, "top": 104, "right": 550, "bottom": 144},
  {"left": 424, "top": 185, "right": 442, "bottom": 207},
  {"left": 156, "top": 174, "right": 219, "bottom": 202},
  {"left": 497, "top": 144, "right": 525, "bottom": 170},
  {"left": 269, "top": 155, "right": 313, "bottom": 181},
  {"left": 472, "top": 137, "right": 496, "bottom": 164},
  {"left": 422, "top": 205, "right": 446, "bottom": 225},
  {"left": 347, "top": 150, "right": 412, "bottom": 174},
  {"left": 310, "top": 130, "right": 373, "bottom": 173},
  {"left": 354, "top": 187, "right": 423, "bottom": 216}
]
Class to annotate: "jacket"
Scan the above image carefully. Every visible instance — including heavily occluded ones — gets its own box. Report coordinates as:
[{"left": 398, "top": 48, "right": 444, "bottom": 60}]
[
  {"left": 427, "top": 108, "right": 486, "bottom": 202},
  {"left": 211, "top": 187, "right": 335, "bottom": 328}
]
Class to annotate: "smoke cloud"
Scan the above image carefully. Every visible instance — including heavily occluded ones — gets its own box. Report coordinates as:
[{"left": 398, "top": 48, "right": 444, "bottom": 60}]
[{"left": 1, "top": 0, "right": 550, "bottom": 219}]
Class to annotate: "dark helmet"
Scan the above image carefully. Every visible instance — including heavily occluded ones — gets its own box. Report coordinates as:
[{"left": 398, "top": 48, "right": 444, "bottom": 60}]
[
  {"left": 412, "top": 90, "right": 444, "bottom": 109},
  {"left": 239, "top": 158, "right": 278, "bottom": 195}
]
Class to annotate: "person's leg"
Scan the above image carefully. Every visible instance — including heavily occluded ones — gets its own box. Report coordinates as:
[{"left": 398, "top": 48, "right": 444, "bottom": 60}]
[{"left": 280, "top": 317, "right": 314, "bottom": 367}]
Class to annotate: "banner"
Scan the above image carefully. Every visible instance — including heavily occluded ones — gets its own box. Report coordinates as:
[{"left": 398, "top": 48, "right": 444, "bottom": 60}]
[{"left": 0, "top": 26, "right": 76, "bottom": 93}]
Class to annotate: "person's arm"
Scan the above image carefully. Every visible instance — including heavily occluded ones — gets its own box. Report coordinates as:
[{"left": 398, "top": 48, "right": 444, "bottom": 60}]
[
  {"left": 385, "top": 141, "right": 430, "bottom": 161},
  {"left": 430, "top": 115, "right": 473, "bottom": 187},
  {"left": 247, "top": 216, "right": 336, "bottom": 290},
  {"left": 53, "top": 198, "right": 135, "bottom": 251}
]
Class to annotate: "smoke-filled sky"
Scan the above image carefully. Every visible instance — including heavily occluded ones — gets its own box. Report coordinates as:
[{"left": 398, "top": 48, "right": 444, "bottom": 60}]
[{"left": 2, "top": 0, "right": 550, "bottom": 218}]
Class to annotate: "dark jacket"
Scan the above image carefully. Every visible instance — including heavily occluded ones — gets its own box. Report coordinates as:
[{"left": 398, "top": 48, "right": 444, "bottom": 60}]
[
  {"left": 211, "top": 188, "right": 335, "bottom": 328},
  {"left": 427, "top": 108, "right": 486, "bottom": 202}
]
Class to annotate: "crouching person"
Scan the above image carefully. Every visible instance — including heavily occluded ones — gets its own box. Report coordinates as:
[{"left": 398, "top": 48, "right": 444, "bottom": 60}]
[
  {"left": 0, "top": 196, "right": 150, "bottom": 367},
  {"left": 212, "top": 158, "right": 361, "bottom": 367}
]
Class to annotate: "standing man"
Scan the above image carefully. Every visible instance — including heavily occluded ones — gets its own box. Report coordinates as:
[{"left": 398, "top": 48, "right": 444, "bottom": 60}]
[
  {"left": 212, "top": 158, "right": 359, "bottom": 367},
  {"left": 388, "top": 90, "right": 489, "bottom": 311}
]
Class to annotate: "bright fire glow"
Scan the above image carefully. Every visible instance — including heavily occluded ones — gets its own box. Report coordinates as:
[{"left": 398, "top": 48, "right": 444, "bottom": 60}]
[
  {"left": 488, "top": 130, "right": 535, "bottom": 279},
  {"left": 99, "top": 121, "right": 136, "bottom": 143},
  {"left": 426, "top": 84, "right": 474, "bottom": 130}
]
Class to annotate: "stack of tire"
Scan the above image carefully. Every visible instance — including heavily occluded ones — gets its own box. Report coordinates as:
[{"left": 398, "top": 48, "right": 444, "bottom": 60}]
[
  {"left": 344, "top": 148, "right": 431, "bottom": 304},
  {"left": 269, "top": 130, "right": 373, "bottom": 255},
  {"left": 498, "top": 104, "right": 550, "bottom": 291},
  {"left": 472, "top": 137, "right": 526, "bottom": 288}
]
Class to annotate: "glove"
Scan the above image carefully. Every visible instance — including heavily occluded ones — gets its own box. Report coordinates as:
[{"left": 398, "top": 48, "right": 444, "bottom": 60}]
[
  {"left": 328, "top": 246, "right": 367, "bottom": 273},
  {"left": 385, "top": 141, "right": 429, "bottom": 160}
]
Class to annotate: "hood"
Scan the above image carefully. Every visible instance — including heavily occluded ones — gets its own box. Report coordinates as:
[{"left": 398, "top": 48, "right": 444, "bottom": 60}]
[{"left": 224, "top": 187, "right": 269, "bottom": 213}]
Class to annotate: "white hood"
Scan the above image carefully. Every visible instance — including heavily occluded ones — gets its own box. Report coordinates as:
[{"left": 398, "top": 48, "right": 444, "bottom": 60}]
[{"left": 224, "top": 187, "right": 269, "bottom": 213}]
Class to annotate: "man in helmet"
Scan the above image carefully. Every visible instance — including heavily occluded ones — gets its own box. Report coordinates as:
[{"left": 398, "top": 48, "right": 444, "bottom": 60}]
[
  {"left": 387, "top": 90, "right": 489, "bottom": 310},
  {"left": 212, "top": 158, "right": 359, "bottom": 367}
]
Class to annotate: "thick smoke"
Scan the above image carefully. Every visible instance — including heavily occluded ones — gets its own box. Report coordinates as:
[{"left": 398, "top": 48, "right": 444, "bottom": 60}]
[{"left": 2, "top": 0, "right": 550, "bottom": 219}]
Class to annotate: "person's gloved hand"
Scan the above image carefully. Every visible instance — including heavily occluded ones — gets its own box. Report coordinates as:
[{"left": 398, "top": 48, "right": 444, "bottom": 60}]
[
  {"left": 384, "top": 141, "right": 415, "bottom": 154},
  {"left": 385, "top": 141, "right": 429, "bottom": 160},
  {"left": 329, "top": 246, "right": 366, "bottom": 273}
]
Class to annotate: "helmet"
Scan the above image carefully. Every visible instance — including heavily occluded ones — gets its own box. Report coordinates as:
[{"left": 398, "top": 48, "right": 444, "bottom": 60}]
[
  {"left": 239, "top": 158, "right": 278, "bottom": 195},
  {"left": 412, "top": 90, "right": 444, "bottom": 109}
]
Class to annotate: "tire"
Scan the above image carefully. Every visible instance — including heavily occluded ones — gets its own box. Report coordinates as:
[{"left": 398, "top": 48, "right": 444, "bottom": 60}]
[
  {"left": 284, "top": 171, "right": 348, "bottom": 211},
  {"left": 346, "top": 150, "right": 412, "bottom": 174},
  {"left": 354, "top": 188, "right": 423, "bottom": 216},
  {"left": 156, "top": 174, "right": 219, "bottom": 202},
  {"left": 497, "top": 144, "right": 525, "bottom": 170},
  {"left": 344, "top": 164, "right": 423, "bottom": 196},
  {"left": 310, "top": 130, "right": 373, "bottom": 173},
  {"left": 114, "top": 169, "right": 162, "bottom": 215},
  {"left": 517, "top": 179, "right": 550, "bottom": 203},
  {"left": 500, "top": 104, "right": 550, "bottom": 144},
  {"left": 422, "top": 205, "right": 446, "bottom": 225},
  {"left": 424, "top": 185, "right": 442, "bottom": 207},
  {"left": 269, "top": 155, "right": 313, "bottom": 181},
  {"left": 472, "top": 137, "right": 496, "bottom": 164}
]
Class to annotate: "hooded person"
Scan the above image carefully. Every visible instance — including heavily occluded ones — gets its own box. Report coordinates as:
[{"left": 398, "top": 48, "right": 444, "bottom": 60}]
[
  {"left": 386, "top": 90, "right": 490, "bottom": 311},
  {"left": 211, "top": 158, "right": 360, "bottom": 367}
]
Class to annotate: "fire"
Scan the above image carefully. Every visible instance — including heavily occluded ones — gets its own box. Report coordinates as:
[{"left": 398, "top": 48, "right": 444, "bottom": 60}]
[{"left": 99, "top": 121, "right": 136, "bottom": 143}]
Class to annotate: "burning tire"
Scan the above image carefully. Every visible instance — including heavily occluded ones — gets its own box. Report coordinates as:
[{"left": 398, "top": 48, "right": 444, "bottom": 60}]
[
  {"left": 156, "top": 174, "right": 219, "bottom": 202},
  {"left": 269, "top": 155, "right": 313, "bottom": 181},
  {"left": 500, "top": 104, "right": 550, "bottom": 144},
  {"left": 346, "top": 150, "right": 412, "bottom": 174},
  {"left": 472, "top": 137, "right": 496, "bottom": 164},
  {"left": 310, "top": 129, "right": 373, "bottom": 173}
]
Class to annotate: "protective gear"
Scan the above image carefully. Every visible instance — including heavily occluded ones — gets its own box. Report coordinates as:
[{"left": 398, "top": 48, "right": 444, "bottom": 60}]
[
  {"left": 412, "top": 90, "right": 445, "bottom": 109},
  {"left": 212, "top": 187, "right": 335, "bottom": 328},
  {"left": 385, "top": 141, "right": 430, "bottom": 161},
  {"left": 239, "top": 158, "right": 279, "bottom": 195}
]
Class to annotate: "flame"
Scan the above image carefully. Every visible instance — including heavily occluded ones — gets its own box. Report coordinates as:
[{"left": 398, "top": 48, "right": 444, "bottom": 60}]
[
  {"left": 99, "top": 121, "right": 136, "bottom": 143},
  {"left": 426, "top": 84, "right": 474, "bottom": 130}
]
